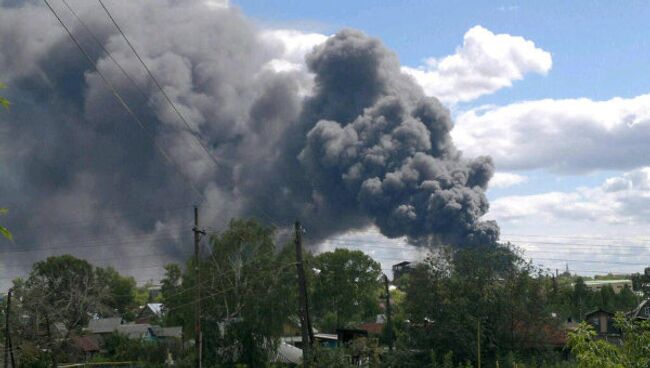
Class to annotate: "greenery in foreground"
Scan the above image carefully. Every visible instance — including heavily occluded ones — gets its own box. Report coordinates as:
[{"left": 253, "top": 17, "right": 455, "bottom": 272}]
[{"left": 1, "top": 219, "right": 649, "bottom": 367}]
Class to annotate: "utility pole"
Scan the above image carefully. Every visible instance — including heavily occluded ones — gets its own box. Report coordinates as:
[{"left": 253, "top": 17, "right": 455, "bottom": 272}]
[
  {"left": 383, "top": 274, "right": 393, "bottom": 351},
  {"left": 192, "top": 206, "right": 206, "bottom": 368},
  {"left": 477, "top": 319, "right": 481, "bottom": 368},
  {"left": 295, "top": 221, "right": 313, "bottom": 367},
  {"left": 4, "top": 288, "right": 11, "bottom": 368}
]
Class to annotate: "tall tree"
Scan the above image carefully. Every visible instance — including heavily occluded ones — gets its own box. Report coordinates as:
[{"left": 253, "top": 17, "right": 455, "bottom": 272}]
[
  {"left": 0, "top": 85, "right": 11, "bottom": 240},
  {"left": 402, "top": 245, "right": 554, "bottom": 364},
  {"left": 160, "top": 219, "right": 295, "bottom": 367},
  {"left": 0, "top": 207, "right": 11, "bottom": 240},
  {"left": 311, "top": 248, "right": 382, "bottom": 331},
  {"left": 95, "top": 266, "right": 137, "bottom": 316}
]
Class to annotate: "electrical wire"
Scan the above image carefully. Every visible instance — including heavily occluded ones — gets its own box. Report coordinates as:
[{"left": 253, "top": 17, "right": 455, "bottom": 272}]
[
  {"left": 96, "top": 0, "right": 233, "bottom": 170},
  {"left": 42, "top": 0, "right": 203, "bottom": 200}
]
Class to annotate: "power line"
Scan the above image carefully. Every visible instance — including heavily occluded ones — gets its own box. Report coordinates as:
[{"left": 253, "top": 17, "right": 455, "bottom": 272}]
[
  {"left": 96, "top": 0, "right": 232, "bottom": 171},
  {"left": 42, "top": 0, "right": 203, "bottom": 199}
]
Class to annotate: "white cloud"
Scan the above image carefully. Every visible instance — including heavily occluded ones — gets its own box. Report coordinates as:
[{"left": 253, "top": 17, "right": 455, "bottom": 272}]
[
  {"left": 402, "top": 25, "right": 552, "bottom": 104},
  {"left": 489, "top": 168, "right": 650, "bottom": 225},
  {"left": 453, "top": 94, "right": 650, "bottom": 173},
  {"left": 259, "top": 29, "right": 329, "bottom": 73},
  {"left": 204, "top": 0, "right": 229, "bottom": 9},
  {"left": 489, "top": 172, "right": 528, "bottom": 189}
]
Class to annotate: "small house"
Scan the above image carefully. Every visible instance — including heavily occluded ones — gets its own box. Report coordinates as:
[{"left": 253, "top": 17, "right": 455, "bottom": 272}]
[
  {"left": 584, "top": 309, "right": 620, "bottom": 343},
  {"left": 88, "top": 317, "right": 123, "bottom": 336},
  {"left": 136, "top": 303, "right": 163, "bottom": 324},
  {"left": 116, "top": 323, "right": 156, "bottom": 340}
]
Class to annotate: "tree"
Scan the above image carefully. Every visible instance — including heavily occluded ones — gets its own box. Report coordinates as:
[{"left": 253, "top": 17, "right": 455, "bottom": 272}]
[
  {"left": 10, "top": 256, "right": 120, "bottom": 366},
  {"left": 0, "top": 86, "right": 11, "bottom": 240},
  {"left": 95, "top": 266, "right": 137, "bottom": 316},
  {"left": 0, "top": 82, "right": 8, "bottom": 109},
  {"left": 160, "top": 219, "right": 296, "bottom": 367},
  {"left": 572, "top": 277, "right": 591, "bottom": 321},
  {"left": 567, "top": 314, "right": 650, "bottom": 368},
  {"left": 401, "top": 244, "right": 556, "bottom": 364},
  {"left": 0, "top": 207, "right": 11, "bottom": 240},
  {"left": 311, "top": 248, "right": 382, "bottom": 331}
]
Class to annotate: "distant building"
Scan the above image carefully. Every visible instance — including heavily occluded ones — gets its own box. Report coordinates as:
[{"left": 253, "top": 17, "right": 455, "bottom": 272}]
[
  {"left": 392, "top": 261, "right": 415, "bottom": 281},
  {"left": 583, "top": 279, "right": 633, "bottom": 294}
]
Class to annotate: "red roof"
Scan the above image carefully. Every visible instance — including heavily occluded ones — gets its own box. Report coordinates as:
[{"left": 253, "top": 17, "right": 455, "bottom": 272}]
[
  {"left": 72, "top": 335, "right": 101, "bottom": 352},
  {"left": 359, "top": 322, "right": 384, "bottom": 335}
]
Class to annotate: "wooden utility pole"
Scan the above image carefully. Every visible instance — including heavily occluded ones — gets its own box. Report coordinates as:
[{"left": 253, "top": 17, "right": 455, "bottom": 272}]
[
  {"left": 294, "top": 221, "right": 313, "bottom": 367},
  {"left": 4, "top": 288, "right": 11, "bottom": 368},
  {"left": 192, "top": 206, "right": 205, "bottom": 368},
  {"left": 383, "top": 274, "right": 394, "bottom": 351},
  {"left": 477, "top": 319, "right": 481, "bottom": 368}
]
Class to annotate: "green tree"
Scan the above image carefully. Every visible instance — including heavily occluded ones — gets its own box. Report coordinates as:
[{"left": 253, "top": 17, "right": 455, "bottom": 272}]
[
  {"left": 615, "top": 285, "right": 638, "bottom": 311},
  {"left": 0, "top": 82, "right": 8, "bottom": 109},
  {"left": 95, "top": 266, "right": 136, "bottom": 316},
  {"left": 161, "top": 219, "right": 295, "bottom": 367},
  {"left": 11, "top": 255, "right": 118, "bottom": 365},
  {"left": 0, "top": 207, "right": 11, "bottom": 240},
  {"left": 311, "top": 248, "right": 382, "bottom": 331},
  {"left": 566, "top": 314, "right": 650, "bottom": 368},
  {"left": 402, "top": 245, "right": 555, "bottom": 364},
  {"left": 0, "top": 88, "right": 11, "bottom": 240},
  {"left": 572, "top": 277, "right": 591, "bottom": 321}
]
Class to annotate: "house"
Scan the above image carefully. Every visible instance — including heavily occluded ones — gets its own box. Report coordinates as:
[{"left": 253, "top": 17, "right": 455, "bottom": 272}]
[
  {"left": 273, "top": 342, "right": 303, "bottom": 365},
  {"left": 71, "top": 335, "right": 101, "bottom": 359},
  {"left": 116, "top": 323, "right": 156, "bottom": 340},
  {"left": 150, "top": 326, "right": 183, "bottom": 340},
  {"left": 583, "top": 279, "right": 633, "bottom": 294},
  {"left": 136, "top": 303, "right": 163, "bottom": 324},
  {"left": 392, "top": 261, "right": 415, "bottom": 281},
  {"left": 87, "top": 317, "right": 123, "bottom": 335},
  {"left": 584, "top": 309, "right": 620, "bottom": 343},
  {"left": 358, "top": 322, "right": 384, "bottom": 336}
]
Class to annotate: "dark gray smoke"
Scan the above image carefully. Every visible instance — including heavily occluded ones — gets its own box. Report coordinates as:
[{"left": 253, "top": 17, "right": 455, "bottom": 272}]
[{"left": 0, "top": 0, "right": 497, "bottom": 285}]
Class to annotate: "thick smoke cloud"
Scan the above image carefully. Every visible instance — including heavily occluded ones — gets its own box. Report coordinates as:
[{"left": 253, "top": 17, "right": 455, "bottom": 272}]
[{"left": 0, "top": 0, "right": 497, "bottom": 283}]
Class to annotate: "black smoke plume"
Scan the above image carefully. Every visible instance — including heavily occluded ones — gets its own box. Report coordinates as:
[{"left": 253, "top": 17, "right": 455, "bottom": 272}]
[{"left": 0, "top": 0, "right": 497, "bottom": 284}]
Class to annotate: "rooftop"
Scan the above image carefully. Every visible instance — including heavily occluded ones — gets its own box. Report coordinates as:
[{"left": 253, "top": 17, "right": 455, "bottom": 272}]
[{"left": 584, "top": 279, "right": 632, "bottom": 285}]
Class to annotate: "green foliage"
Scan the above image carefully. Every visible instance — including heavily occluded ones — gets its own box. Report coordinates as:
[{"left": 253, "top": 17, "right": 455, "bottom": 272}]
[
  {"left": 402, "top": 245, "right": 556, "bottom": 364},
  {"left": 96, "top": 266, "right": 137, "bottom": 315},
  {"left": 161, "top": 219, "right": 296, "bottom": 367},
  {"left": 0, "top": 82, "right": 9, "bottom": 109},
  {"left": 311, "top": 248, "right": 382, "bottom": 331},
  {"left": 566, "top": 314, "right": 650, "bottom": 368},
  {"left": 0, "top": 207, "right": 12, "bottom": 241},
  {"left": 101, "top": 332, "right": 181, "bottom": 366}
]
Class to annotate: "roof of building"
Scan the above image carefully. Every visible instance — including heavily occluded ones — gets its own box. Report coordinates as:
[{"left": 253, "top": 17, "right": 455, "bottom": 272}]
[
  {"left": 116, "top": 323, "right": 153, "bottom": 339},
  {"left": 359, "top": 322, "right": 384, "bottom": 335},
  {"left": 72, "top": 335, "right": 101, "bottom": 352},
  {"left": 144, "top": 303, "right": 163, "bottom": 316},
  {"left": 584, "top": 279, "right": 632, "bottom": 286},
  {"left": 150, "top": 326, "right": 182, "bottom": 338},
  {"left": 273, "top": 342, "right": 302, "bottom": 364},
  {"left": 88, "top": 317, "right": 123, "bottom": 334},
  {"left": 585, "top": 308, "right": 615, "bottom": 317}
]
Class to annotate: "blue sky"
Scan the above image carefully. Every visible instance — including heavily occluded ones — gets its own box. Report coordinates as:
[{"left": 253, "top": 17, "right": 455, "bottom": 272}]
[
  {"left": 2, "top": 0, "right": 650, "bottom": 285},
  {"left": 235, "top": 0, "right": 650, "bottom": 275},
  {"left": 237, "top": 0, "right": 650, "bottom": 101}
]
